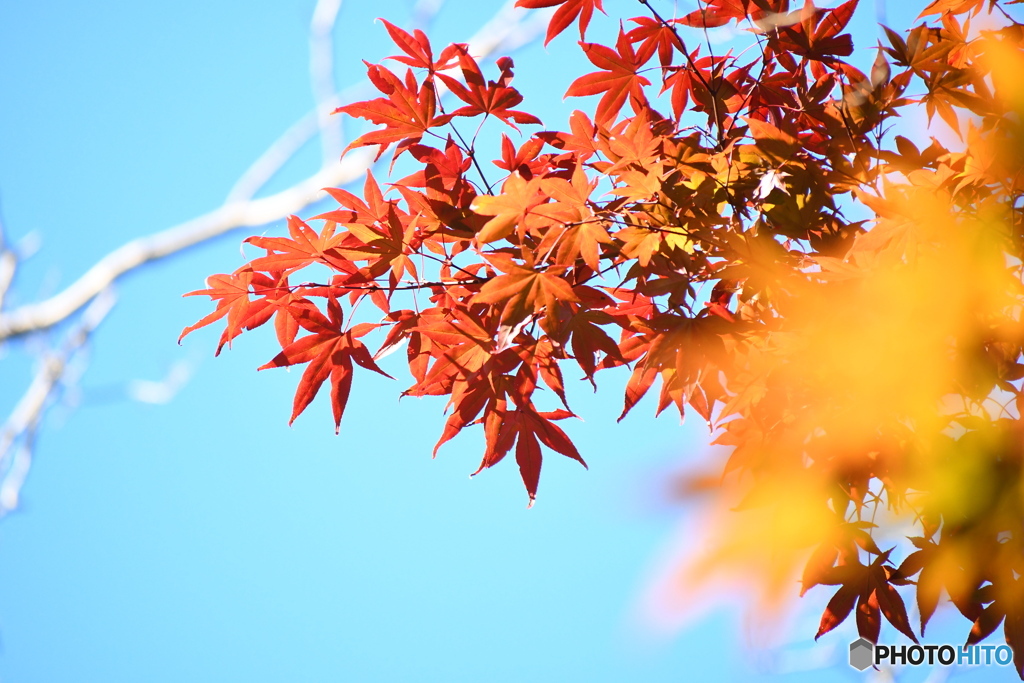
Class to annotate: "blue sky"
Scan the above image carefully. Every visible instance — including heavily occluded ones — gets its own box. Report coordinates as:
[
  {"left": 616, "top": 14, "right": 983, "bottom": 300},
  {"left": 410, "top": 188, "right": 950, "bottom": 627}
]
[{"left": 0, "top": 1, "right": 1005, "bottom": 681}]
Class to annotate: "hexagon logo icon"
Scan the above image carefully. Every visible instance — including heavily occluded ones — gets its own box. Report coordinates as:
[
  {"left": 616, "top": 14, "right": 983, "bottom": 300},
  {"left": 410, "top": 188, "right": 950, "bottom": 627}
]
[{"left": 849, "top": 638, "right": 874, "bottom": 671}]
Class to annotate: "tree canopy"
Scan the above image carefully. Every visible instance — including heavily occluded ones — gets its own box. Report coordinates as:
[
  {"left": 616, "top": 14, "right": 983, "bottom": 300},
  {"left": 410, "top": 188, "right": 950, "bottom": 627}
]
[{"left": 182, "top": 0, "right": 1024, "bottom": 672}]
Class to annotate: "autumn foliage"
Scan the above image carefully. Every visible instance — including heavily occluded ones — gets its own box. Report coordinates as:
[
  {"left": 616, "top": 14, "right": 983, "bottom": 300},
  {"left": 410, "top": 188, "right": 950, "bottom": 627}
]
[{"left": 181, "top": 0, "right": 1024, "bottom": 673}]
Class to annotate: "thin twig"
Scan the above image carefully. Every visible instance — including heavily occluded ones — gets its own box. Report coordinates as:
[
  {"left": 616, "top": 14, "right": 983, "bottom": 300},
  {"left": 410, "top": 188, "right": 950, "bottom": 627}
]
[
  {"left": 0, "top": 195, "right": 16, "bottom": 311},
  {"left": 0, "top": 288, "right": 117, "bottom": 513}
]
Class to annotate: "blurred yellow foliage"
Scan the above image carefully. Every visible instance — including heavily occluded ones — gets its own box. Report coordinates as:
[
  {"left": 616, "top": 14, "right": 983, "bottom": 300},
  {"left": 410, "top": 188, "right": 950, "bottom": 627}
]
[{"left": 660, "top": 8, "right": 1024, "bottom": 659}]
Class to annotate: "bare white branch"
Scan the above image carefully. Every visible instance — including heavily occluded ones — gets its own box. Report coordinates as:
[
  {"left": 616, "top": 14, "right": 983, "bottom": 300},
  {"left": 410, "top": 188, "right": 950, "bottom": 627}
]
[
  {"left": 0, "top": 152, "right": 374, "bottom": 341},
  {"left": 126, "top": 360, "right": 194, "bottom": 405},
  {"left": 224, "top": 81, "right": 377, "bottom": 205},
  {"left": 0, "top": 288, "right": 117, "bottom": 513},
  {"left": 466, "top": 0, "right": 552, "bottom": 56},
  {"left": 0, "top": 249, "right": 15, "bottom": 312},
  {"left": 0, "top": 1, "right": 544, "bottom": 343},
  {"left": 0, "top": 429, "right": 35, "bottom": 514},
  {"left": 0, "top": 206, "right": 15, "bottom": 311},
  {"left": 310, "top": 0, "right": 344, "bottom": 164},
  {"left": 234, "top": 0, "right": 455, "bottom": 205}
]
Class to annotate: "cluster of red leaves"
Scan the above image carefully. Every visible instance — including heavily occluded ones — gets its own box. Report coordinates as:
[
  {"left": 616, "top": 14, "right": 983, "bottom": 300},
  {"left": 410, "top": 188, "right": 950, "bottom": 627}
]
[{"left": 183, "top": 0, "right": 1024, "bottom": 670}]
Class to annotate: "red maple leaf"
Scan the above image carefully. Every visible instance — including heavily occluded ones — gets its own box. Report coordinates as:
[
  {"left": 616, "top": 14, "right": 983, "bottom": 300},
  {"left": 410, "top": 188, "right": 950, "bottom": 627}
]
[
  {"left": 400, "top": 138, "right": 474, "bottom": 190},
  {"left": 234, "top": 272, "right": 323, "bottom": 349},
  {"left": 317, "top": 171, "right": 393, "bottom": 227},
  {"left": 626, "top": 16, "right": 684, "bottom": 67},
  {"left": 475, "top": 402, "right": 586, "bottom": 505},
  {"left": 536, "top": 109, "right": 599, "bottom": 160},
  {"left": 771, "top": 0, "right": 859, "bottom": 62},
  {"left": 678, "top": 0, "right": 789, "bottom": 28},
  {"left": 493, "top": 134, "right": 546, "bottom": 178},
  {"left": 259, "top": 295, "right": 392, "bottom": 432},
  {"left": 514, "top": 0, "right": 605, "bottom": 45},
  {"left": 245, "top": 215, "right": 347, "bottom": 274},
  {"left": 180, "top": 267, "right": 266, "bottom": 354},
  {"left": 471, "top": 253, "right": 580, "bottom": 327},
  {"left": 567, "top": 308, "right": 622, "bottom": 384},
  {"left": 436, "top": 52, "right": 542, "bottom": 129},
  {"left": 470, "top": 172, "right": 547, "bottom": 244},
  {"left": 379, "top": 19, "right": 461, "bottom": 73},
  {"left": 565, "top": 30, "right": 651, "bottom": 125},
  {"left": 334, "top": 64, "right": 449, "bottom": 160}
]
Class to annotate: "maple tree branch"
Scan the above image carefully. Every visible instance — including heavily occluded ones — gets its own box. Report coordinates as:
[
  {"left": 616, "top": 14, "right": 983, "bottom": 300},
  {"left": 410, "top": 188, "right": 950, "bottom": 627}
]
[
  {"left": 636, "top": 0, "right": 723, "bottom": 146},
  {"left": 430, "top": 87, "right": 496, "bottom": 195},
  {"left": 636, "top": 0, "right": 712, "bottom": 95},
  {"left": 418, "top": 249, "right": 487, "bottom": 281},
  {"left": 992, "top": 0, "right": 1021, "bottom": 26},
  {"left": 435, "top": 112, "right": 496, "bottom": 194},
  {"left": 721, "top": 21, "right": 770, "bottom": 140},
  {"left": 459, "top": 132, "right": 497, "bottom": 194},
  {"left": 283, "top": 276, "right": 488, "bottom": 292}
]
